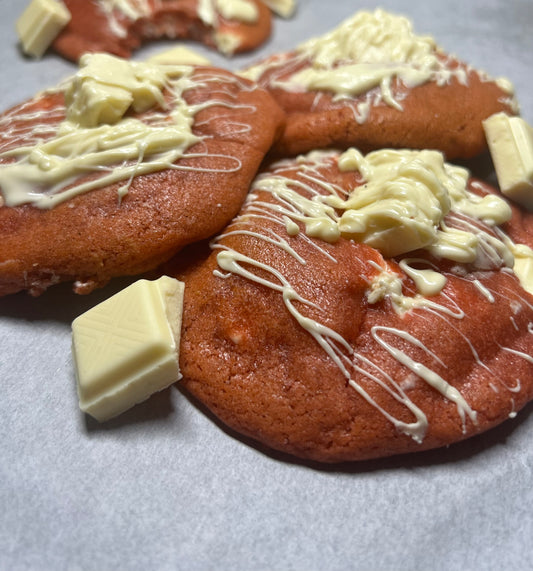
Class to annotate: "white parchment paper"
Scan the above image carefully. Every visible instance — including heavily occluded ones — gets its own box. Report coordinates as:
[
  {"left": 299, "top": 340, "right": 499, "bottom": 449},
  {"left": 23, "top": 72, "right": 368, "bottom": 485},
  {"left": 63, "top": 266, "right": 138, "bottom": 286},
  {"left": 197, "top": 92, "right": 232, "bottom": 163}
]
[{"left": 1, "top": 1, "right": 532, "bottom": 570}]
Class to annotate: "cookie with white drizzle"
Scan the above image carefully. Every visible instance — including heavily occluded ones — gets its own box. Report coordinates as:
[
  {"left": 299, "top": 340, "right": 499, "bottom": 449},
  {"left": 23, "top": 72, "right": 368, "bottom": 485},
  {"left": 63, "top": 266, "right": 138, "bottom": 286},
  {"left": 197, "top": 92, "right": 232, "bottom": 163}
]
[
  {"left": 241, "top": 9, "right": 518, "bottom": 160},
  {"left": 51, "top": 0, "right": 273, "bottom": 61},
  {"left": 0, "top": 53, "right": 285, "bottom": 296},
  {"left": 171, "top": 148, "right": 533, "bottom": 462}
]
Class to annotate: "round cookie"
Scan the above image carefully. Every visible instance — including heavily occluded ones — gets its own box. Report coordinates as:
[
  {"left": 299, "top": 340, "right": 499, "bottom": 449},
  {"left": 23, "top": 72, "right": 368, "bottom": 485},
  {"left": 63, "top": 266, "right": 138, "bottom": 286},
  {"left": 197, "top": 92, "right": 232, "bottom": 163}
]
[
  {"left": 170, "top": 148, "right": 533, "bottom": 463},
  {"left": 242, "top": 9, "right": 518, "bottom": 159},
  {"left": 53, "top": 0, "right": 272, "bottom": 61},
  {"left": 0, "top": 54, "right": 285, "bottom": 296}
]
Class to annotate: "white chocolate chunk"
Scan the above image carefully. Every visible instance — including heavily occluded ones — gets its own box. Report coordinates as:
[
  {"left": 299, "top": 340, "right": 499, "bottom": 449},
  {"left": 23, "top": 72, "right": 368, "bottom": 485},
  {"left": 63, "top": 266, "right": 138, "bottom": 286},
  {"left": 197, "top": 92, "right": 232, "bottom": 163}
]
[
  {"left": 66, "top": 53, "right": 168, "bottom": 124},
  {"left": 263, "top": 0, "right": 296, "bottom": 18},
  {"left": 215, "top": 0, "right": 258, "bottom": 23},
  {"left": 148, "top": 45, "right": 212, "bottom": 66},
  {"left": 214, "top": 31, "right": 242, "bottom": 55},
  {"left": 71, "top": 276, "right": 184, "bottom": 422},
  {"left": 66, "top": 80, "right": 134, "bottom": 127},
  {"left": 16, "top": 0, "right": 71, "bottom": 58},
  {"left": 483, "top": 113, "right": 533, "bottom": 210},
  {"left": 0, "top": 54, "right": 199, "bottom": 210}
]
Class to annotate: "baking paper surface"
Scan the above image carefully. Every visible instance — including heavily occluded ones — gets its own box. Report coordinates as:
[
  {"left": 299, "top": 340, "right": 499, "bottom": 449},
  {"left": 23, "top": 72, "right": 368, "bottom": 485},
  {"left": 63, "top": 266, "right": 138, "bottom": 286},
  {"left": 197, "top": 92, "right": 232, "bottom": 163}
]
[{"left": 1, "top": 1, "right": 532, "bottom": 569}]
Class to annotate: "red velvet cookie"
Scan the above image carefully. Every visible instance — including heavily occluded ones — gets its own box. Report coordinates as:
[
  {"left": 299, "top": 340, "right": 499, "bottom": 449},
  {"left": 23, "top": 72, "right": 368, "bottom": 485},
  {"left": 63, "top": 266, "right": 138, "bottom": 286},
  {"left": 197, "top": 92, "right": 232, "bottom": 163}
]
[
  {"left": 242, "top": 9, "right": 517, "bottom": 159},
  {"left": 171, "top": 148, "right": 533, "bottom": 462},
  {"left": 0, "top": 55, "right": 285, "bottom": 296},
  {"left": 53, "top": 0, "right": 272, "bottom": 61}
]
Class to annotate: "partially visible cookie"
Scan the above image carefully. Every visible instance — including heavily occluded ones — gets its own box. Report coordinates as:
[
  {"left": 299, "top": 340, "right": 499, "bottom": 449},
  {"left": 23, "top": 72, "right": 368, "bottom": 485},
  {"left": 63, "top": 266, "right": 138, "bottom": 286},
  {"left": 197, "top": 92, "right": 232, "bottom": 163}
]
[
  {"left": 52, "top": 0, "right": 272, "bottom": 61},
  {"left": 242, "top": 9, "right": 518, "bottom": 159},
  {"left": 0, "top": 53, "right": 285, "bottom": 296},
  {"left": 171, "top": 148, "right": 533, "bottom": 463}
]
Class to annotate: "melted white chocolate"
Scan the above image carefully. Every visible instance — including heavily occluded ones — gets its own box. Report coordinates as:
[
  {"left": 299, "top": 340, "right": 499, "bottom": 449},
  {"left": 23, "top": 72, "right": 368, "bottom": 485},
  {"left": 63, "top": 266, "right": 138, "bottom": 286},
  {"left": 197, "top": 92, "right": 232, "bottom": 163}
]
[
  {"left": 100, "top": 0, "right": 258, "bottom": 47},
  {"left": 253, "top": 148, "right": 514, "bottom": 279},
  {"left": 398, "top": 259, "right": 447, "bottom": 297},
  {"left": 0, "top": 53, "right": 255, "bottom": 209},
  {"left": 211, "top": 149, "right": 533, "bottom": 443},
  {"left": 285, "top": 9, "right": 451, "bottom": 109},
  {"left": 242, "top": 9, "right": 515, "bottom": 119},
  {"left": 99, "top": 0, "right": 151, "bottom": 37},
  {"left": 198, "top": 0, "right": 258, "bottom": 26},
  {"left": 298, "top": 10, "right": 438, "bottom": 69}
]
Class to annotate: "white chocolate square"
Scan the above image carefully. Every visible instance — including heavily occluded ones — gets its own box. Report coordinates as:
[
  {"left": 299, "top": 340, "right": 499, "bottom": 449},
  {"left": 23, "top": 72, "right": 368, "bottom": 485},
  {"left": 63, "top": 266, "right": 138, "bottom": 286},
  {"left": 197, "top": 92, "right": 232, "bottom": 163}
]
[
  {"left": 483, "top": 113, "right": 533, "bottom": 211},
  {"left": 72, "top": 276, "right": 184, "bottom": 422},
  {"left": 16, "top": 0, "right": 71, "bottom": 58}
]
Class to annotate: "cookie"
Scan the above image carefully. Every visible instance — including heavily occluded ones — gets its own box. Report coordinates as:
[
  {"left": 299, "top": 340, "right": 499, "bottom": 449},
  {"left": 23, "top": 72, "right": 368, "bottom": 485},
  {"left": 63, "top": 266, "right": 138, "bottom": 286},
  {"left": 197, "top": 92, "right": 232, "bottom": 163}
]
[
  {"left": 242, "top": 9, "right": 518, "bottom": 159},
  {"left": 0, "top": 53, "right": 285, "bottom": 296},
  {"left": 170, "top": 148, "right": 533, "bottom": 462},
  {"left": 51, "top": 0, "right": 272, "bottom": 61}
]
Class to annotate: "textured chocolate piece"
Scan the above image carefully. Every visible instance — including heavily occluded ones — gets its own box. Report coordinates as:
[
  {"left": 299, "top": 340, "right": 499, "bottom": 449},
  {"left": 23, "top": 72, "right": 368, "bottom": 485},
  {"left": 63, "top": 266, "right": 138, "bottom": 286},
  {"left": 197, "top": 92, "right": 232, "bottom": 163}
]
[{"left": 72, "top": 276, "right": 184, "bottom": 422}]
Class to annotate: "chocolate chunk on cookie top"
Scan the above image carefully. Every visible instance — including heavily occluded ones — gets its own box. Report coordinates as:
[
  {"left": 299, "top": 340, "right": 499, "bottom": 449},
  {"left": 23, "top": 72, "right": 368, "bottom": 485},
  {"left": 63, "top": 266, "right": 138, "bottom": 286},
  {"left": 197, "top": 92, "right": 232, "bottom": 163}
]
[
  {"left": 173, "top": 148, "right": 533, "bottom": 462},
  {"left": 0, "top": 53, "right": 285, "bottom": 296},
  {"left": 242, "top": 9, "right": 518, "bottom": 159}
]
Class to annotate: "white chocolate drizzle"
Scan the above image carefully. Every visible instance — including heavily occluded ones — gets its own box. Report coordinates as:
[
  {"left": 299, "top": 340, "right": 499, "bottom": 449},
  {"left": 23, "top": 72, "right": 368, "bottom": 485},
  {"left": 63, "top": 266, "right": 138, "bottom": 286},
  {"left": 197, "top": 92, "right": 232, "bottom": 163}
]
[
  {"left": 371, "top": 325, "right": 477, "bottom": 431},
  {"left": 101, "top": 0, "right": 259, "bottom": 28},
  {"left": 99, "top": 0, "right": 152, "bottom": 37},
  {"left": 211, "top": 148, "right": 533, "bottom": 443},
  {"left": 472, "top": 279, "right": 495, "bottom": 303},
  {"left": 252, "top": 148, "right": 515, "bottom": 278},
  {"left": 500, "top": 346, "right": 533, "bottom": 365},
  {"left": 399, "top": 258, "right": 447, "bottom": 297},
  {"left": 242, "top": 8, "right": 516, "bottom": 120},
  {"left": 98, "top": 0, "right": 258, "bottom": 53},
  {"left": 0, "top": 53, "right": 259, "bottom": 209}
]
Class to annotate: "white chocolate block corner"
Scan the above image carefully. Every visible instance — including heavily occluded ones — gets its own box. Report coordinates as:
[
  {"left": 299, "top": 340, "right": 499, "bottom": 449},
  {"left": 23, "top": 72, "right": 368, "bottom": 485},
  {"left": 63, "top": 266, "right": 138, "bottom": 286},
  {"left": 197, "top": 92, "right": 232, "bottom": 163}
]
[
  {"left": 72, "top": 276, "right": 184, "bottom": 422},
  {"left": 16, "top": 0, "right": 71, "bottom": 58},
  {"left": 483, "top": 113, "right": 533, "bottom": 211}
]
